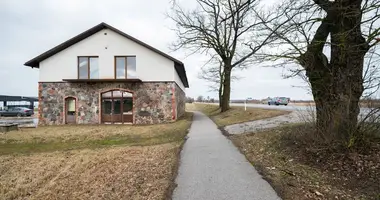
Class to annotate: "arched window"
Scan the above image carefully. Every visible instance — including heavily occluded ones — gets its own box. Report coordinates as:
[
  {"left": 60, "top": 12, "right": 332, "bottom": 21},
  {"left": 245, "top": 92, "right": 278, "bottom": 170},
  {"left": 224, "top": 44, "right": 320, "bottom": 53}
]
[{"left": 101, "top": 90, "right": 133, "bottom": 124}]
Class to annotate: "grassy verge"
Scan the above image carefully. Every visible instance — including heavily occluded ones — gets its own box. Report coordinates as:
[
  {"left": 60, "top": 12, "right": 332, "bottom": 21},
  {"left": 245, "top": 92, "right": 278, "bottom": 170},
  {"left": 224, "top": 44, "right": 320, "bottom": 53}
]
[
  {"left": 0, "top": 113, "right": 192, "bottom": 155},
  {"left": 0, "top": 113, "right": 193, "bottom": 200},
  {"left": 230, "top": 124, "right": 380, "bottom": 200},
  {"left": 188, "top": 103, "right": 290, "bottom": 127}
]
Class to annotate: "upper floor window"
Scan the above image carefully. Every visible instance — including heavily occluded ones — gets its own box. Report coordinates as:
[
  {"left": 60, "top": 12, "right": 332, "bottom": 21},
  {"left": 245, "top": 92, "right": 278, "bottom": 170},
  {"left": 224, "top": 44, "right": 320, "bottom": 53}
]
[
  {"left": 78, "top": 56, "right": 99, "bottom": 79},
  {"left": 115, "top": 56, "right": 137, "bottom": 79}
]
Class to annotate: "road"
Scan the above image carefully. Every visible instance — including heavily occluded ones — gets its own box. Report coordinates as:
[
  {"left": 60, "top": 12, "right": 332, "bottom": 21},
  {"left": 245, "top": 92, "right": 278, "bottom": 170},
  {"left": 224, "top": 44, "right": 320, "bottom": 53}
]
[
  {"left": 204, "top": 102, "right": 312, "bottom": 111},
  {"left": 223, "top": 103, "right": 375, "bottom": 135},
  {"left": 228, "top": 103, "right": 372, "bottom": 116},
  {"left": 230, "top": 103, "right": 313, "bottom": 111}
]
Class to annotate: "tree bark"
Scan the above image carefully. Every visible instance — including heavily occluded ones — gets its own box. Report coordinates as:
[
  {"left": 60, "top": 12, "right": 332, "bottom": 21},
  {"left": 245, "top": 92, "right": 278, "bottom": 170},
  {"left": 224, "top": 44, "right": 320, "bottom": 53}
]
[
  {"left": 308, "top": 64, "right": 364, "bottom": 142},
  {"left": 219, "top": 81, "right": 223, "bottom": 108},
  {"left": 221, "top": 65, "right": 232, "bottom": 112},
  {"left": 219, "top": 65, "right": 224, "bottom": 108},
  {"left": 305, "top": 0, "right": 369, "bottom": 145}
]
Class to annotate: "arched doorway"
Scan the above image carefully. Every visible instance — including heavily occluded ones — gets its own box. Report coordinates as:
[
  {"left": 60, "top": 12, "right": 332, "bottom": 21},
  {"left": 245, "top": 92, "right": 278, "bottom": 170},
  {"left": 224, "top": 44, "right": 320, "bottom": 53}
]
[
  {"left": 65, "top": 97, "right": 77, "bottom": 124},
  {"left": 101, "top": 90, "right": 133, "bottom": 124}
]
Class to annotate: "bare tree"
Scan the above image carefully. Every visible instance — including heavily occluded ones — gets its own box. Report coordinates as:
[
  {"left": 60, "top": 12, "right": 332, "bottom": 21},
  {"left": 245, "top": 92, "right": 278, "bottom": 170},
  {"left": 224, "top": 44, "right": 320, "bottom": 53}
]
[
  {"left": 198, "top": 57, "right": 240, "bottom": 107},
  {"left": 257, "top": 0, "right": 380, "bottom": 146},
  {"left": 186, "top": 96, "right": 195, "bottom": 103},
  {"left": 363, "top": 47, "right": 380, "bottom": 98},
  {"left": 197, "top": 95, "right": 204, "bottom": 102},
  {"left": 168, "top": 0, "right": 288, "bottom": 112},
  {"left": 199, "top": 59, "right": 224, "bottom": 107}
]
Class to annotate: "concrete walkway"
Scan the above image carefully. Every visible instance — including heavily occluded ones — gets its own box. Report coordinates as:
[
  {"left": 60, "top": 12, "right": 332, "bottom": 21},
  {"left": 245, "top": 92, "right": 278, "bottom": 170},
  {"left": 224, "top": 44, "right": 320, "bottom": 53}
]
[{"left": 172, "top": 112, "right": 280, "bottom": 200}]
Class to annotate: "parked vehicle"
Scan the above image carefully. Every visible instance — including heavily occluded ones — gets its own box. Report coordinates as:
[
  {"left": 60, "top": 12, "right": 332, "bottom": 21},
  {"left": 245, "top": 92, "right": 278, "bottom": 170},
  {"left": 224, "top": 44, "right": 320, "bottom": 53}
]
[
  {"left": 0, "top": 107, "right": 34, "bottom": 117},
  {"left": 268, "top": 97, "right": 289, "bottom": 106}
]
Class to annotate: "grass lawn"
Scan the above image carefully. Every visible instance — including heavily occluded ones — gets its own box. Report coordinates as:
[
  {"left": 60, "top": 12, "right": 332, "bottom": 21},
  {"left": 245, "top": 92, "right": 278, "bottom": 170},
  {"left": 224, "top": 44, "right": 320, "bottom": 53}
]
[
  {"left": 187, "top": 103, "right": 290, "bottom": 127},
  {"left": 0, "top": 113, "right": 193, "bottom": 200},
  {"left": 230, "top": 124, "right": 380, "bottom": 200}
]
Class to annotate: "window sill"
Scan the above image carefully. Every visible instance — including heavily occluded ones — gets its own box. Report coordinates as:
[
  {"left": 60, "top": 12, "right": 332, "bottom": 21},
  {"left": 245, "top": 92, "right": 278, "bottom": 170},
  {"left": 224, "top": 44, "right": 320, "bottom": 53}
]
[{"left": 62, "top": 79, "right": 142, "bottom": 83}]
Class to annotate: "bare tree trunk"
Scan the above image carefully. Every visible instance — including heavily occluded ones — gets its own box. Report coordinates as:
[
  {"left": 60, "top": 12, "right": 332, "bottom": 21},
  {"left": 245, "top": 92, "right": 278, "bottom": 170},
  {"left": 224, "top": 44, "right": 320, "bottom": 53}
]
[
  {"left": 221, "top": 66, "right": 232, "bottom": 112},
  {"left": 309, "top": 67, "right": 363, "bottom": 143},
  {"left": 219, "top": 81, "right": 223, "bottom": 108},
  {"left": 306, "top": 0, "right": 368, "bottom": 144},
  {"left": 219, "top": 63, "right": 224, "bottom": 108}
]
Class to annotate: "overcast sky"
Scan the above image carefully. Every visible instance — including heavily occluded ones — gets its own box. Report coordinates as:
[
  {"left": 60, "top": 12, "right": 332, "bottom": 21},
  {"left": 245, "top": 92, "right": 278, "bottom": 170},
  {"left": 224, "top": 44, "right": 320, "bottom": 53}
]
[{"left": 0, "top": 0, "right": 312, "bottom": 100}]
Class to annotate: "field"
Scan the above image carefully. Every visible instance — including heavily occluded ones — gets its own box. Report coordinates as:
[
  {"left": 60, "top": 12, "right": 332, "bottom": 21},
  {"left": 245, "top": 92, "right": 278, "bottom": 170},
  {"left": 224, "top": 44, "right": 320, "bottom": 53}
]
[
  {"left": 0, "top": 113, "right": 193, "bottom": 200},
  {"left": 187, "top": 103, "right": 290, "bottom": 127}
]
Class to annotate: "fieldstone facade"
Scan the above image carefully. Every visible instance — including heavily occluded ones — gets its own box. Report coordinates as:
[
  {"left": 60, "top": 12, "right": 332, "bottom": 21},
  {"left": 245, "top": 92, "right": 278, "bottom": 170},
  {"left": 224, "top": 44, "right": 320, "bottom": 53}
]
[
  {"left": 175, "top": 83, "right": 186, "bottom": 119},
  {"left": 38, "top": 82, "right": 186, "bottom": 125}
]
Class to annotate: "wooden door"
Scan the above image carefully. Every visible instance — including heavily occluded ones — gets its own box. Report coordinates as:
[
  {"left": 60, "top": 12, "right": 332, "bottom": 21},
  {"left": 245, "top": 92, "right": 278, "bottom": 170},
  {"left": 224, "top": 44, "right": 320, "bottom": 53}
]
[
  {"left": 101, "top": 99, "right": 113, "bottom": 123},
  {"left": 65, "top": 97, "right": 76, "bottom": 124}
]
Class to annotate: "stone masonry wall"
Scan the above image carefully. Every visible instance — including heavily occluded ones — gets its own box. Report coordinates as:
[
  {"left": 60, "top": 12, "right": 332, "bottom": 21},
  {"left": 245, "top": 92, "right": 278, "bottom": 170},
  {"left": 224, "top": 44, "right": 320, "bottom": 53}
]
[
  {"left": 175, "top": 83, "right": 186, "bottom": 119},
  {"left": 38, "top": 82, "right": 178, "bottom": 125}
]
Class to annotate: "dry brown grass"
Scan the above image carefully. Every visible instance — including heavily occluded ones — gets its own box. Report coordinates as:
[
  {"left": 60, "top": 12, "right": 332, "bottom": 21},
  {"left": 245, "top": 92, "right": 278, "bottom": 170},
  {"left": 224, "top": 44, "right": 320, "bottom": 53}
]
[
  {"left": 291, "top": 102, "right": 316, "bottom": 106},
  {"left": 0, "top": 113, "right": 193, "bottom": 200},
  {"left": 190, "top": 103, "right": 290, "bottom": 127},
  {"left": 0, "top": 144, "right": 178, "bottom": 200},
  {"left": 230, "top": 125, "right": 380, "bottom": 200},
  {"left": 185, "top": 103, "right": 197, "bottom": 112},
  {"left": 0, "top": 120, "right": 189, "bottom": 144}
]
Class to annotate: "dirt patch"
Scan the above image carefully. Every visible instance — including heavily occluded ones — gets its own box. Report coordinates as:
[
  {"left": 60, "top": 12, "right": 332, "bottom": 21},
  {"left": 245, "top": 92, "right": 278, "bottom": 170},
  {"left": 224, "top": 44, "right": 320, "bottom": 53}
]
[
  {"left": 190, "top": 103, "right": 289, "bottom": 127},
  {"left": 230, "top": 125, "right": 380, "bottom": 200}
]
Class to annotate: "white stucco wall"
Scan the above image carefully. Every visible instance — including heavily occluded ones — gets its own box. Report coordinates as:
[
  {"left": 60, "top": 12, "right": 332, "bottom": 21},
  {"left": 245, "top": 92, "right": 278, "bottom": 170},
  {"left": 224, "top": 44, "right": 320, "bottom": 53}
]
[{"left": 39, "top": 28, "right": 185, "bottom": 88}]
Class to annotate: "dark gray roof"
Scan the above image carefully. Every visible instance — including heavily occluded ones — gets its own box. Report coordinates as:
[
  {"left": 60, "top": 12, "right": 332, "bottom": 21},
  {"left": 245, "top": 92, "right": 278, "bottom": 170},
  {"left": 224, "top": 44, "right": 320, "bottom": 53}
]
[
  {"left": 24, "top": 22, "right": 189, "bottom": 88},
  {"left": 0, "top": 95, "right": 38, "bottom": 102}
]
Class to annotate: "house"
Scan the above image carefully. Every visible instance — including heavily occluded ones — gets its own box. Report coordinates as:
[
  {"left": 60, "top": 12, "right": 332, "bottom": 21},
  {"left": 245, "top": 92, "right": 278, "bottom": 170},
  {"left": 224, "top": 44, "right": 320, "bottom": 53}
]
[{"left": 24, "top": 22, "right": 188, "bottom": 125}]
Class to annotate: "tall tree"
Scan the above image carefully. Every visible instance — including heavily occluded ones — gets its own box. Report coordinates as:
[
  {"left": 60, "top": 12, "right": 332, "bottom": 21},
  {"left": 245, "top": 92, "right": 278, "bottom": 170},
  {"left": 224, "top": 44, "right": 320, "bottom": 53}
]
[
  {"left": 169, "top": 0, "right": 287, "bottom": 112},
  {"left": 198, "top": 58, "right": 240, "bottom": 107},
  {"left": 198, "top": 59, "right": 225, "bottom": 107},
  {"left": 258, "top": 0, "right": 380, "bottom": 145}
]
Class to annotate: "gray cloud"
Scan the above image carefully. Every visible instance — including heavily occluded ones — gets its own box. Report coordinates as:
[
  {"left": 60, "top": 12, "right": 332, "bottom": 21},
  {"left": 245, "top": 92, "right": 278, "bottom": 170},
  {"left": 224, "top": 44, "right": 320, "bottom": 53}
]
[{"left": 0, "top": 0, "right": 312, "bottom": 100}]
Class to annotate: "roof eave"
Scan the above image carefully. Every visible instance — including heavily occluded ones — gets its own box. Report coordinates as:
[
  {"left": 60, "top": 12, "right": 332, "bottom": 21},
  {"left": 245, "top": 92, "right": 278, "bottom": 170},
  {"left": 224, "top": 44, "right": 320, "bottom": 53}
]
[{"left": 24, "top": 61, "right": 38, "bottom": 68}]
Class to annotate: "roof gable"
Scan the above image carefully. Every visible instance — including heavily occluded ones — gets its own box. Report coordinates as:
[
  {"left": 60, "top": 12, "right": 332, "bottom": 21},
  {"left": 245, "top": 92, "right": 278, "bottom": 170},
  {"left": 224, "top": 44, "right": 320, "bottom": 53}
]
[{"left": 24, "top": 22, "right": 188, "bottom": 88}]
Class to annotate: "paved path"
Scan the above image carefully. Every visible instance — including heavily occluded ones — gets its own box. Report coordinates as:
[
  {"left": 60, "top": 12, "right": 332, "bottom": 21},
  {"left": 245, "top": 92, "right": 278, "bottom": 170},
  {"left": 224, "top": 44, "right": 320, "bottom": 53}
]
[
  {"left": 172, "top": 112, "right": 280, "bottom": 200},
  {"left": 224, "top": 109, "right": 373, "bottom": 135},
  {"left": 224, "top": 111, "right": 307, "bottom": 135}
]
